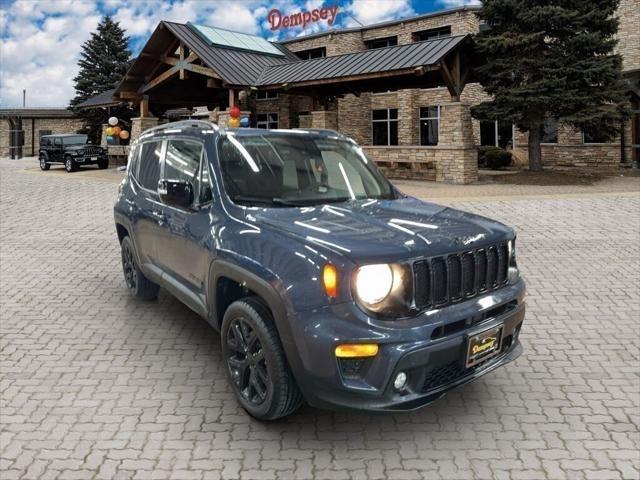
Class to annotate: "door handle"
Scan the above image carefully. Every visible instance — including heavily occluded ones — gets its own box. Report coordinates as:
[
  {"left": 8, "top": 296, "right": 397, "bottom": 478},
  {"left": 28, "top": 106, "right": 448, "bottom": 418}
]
[{"left": 151, "top": 210, "right": 167, "bottom": 226}]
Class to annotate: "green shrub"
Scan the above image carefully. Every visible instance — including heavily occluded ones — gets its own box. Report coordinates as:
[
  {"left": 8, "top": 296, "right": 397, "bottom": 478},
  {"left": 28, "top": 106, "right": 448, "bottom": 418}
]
[{"left": 478, "top": 146, "right": 513, "bottom": 170}]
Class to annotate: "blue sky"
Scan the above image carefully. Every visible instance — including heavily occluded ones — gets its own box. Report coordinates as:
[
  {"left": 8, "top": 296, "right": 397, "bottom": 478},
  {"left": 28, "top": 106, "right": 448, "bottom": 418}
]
[{"left": 0, "top": 0, "right": 478, "bottom": 107}]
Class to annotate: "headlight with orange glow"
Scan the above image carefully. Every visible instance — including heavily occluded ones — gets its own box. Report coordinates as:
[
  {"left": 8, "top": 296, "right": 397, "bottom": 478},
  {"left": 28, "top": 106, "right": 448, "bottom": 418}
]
[{"left": 353, "top": 263, "right": 413, "bottom": 317}]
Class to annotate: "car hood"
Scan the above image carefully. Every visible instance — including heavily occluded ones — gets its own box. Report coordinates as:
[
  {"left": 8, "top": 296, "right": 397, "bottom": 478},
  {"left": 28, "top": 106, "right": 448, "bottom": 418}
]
[{"left": 247, "top": 196, "right": 513, "bottom": 263}]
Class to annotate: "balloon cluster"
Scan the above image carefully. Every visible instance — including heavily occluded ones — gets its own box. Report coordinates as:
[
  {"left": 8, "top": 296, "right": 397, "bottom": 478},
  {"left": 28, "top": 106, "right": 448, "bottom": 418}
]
[
  {"left": 106, "top": 117, "right": 130, "bottom": 141},
  {"left": 227, "top": 106, "right": 249, "bottom": 128}
]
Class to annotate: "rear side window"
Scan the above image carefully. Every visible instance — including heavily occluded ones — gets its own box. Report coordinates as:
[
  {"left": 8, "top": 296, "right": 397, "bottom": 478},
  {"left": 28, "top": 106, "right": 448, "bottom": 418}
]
[{"left": 137, "top": 141, "right": 163, "bottom": 191}]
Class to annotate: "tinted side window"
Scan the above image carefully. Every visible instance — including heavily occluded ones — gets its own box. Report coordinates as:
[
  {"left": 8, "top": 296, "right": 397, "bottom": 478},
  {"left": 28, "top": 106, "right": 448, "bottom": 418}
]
[
  {"left": 138, "top": 141, "right": 163, "bottom": 191},
  {"left": 163, "top": 139, "right": 204, "bottom": 205},
  {"left": 128, "top": 144, "right": 140, "bottom": 179}
]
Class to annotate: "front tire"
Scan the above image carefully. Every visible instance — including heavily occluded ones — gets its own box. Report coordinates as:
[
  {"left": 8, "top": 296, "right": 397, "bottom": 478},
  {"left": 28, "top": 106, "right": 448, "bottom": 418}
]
[
  {"left": 64, "top": 155, "right": 77, "bottom": 173},
  {"left": 221, "top": 297, "right": 302, "bottom": 420},
  {"left": 39, "top": 154, "right": 50, "bottom": 171},
  {"left": 120, "top": 236, "right": 159, "bottom": 300},
  {"left": 97, "top": 158, "right": 109, "bottom": 169}
]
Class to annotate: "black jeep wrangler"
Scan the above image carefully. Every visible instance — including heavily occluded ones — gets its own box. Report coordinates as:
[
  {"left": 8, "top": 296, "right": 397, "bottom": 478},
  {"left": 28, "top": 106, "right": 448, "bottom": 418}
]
[{"left": 39, "top": 134, "right": 108, "bottom": 172}]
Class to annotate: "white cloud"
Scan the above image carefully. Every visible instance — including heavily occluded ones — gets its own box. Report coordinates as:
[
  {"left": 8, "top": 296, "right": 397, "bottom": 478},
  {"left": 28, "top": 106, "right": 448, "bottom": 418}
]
[
  {"left": 1, "top": 0, "right": 101, "bottom": 107},
  {"left": 344, "top": 0, "right": 414, "bottom": 27},
  {"left": 437, "top": 0, "right": 480, "bottom": 8}
]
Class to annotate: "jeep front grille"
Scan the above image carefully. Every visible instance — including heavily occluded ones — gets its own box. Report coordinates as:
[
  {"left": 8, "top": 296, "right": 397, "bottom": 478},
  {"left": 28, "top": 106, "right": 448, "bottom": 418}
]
[
  {"left": 413, "top": 243, "right": 509, "bottom": 310},
  {"left": 84, "top": 146, "right": 103, "bottom": 155}
]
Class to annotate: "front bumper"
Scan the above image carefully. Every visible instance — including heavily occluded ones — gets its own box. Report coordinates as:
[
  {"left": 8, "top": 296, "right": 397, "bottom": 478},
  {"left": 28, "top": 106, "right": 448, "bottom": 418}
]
[
  {"left": 286, "top": 279, "right": 526, "bottom": 412},
  {"left": 73, "top": 154, "right": 107, "bottom": 163}
]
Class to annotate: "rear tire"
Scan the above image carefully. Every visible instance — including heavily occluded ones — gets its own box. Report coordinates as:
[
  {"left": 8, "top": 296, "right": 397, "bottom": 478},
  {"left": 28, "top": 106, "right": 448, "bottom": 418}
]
[
  {"left": 98, "top": 158, "right": 109, "bottom": 169},
  {"left": 39, "top": 154, "right": 50, "bottom": 171},
  {"left": 221, "top": 297, "right": 302, "bottom": 420},
  {"left": 64, "top": 155, "right": 77, "bottom": 173},
  {"left": 120, "top": 236, "right": 159, "bottom": 300}
]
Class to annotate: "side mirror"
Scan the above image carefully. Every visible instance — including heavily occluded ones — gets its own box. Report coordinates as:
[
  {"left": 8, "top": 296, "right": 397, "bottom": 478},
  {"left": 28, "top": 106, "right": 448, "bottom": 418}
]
[{"left": 158, "top": 179, "right": 194, "bottom": 209}]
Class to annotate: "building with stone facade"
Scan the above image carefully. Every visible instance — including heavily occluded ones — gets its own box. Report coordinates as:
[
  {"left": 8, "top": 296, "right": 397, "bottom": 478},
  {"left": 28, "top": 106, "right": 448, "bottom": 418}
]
[
  {"left": 0, "top": 109, "right": 83, "bottom": 158},
  {"left": 103, "top": 3, "right": 638, "bottom": 183}
]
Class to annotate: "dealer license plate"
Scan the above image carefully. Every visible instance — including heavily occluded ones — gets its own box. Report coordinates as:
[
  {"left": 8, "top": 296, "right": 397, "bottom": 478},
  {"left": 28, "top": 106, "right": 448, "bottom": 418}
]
[
  {"left": 465, "top": 324, "right": 503, "bottom": 368},
  {"left": 91, "top": 156, "right": 98, "bottom": 161}
]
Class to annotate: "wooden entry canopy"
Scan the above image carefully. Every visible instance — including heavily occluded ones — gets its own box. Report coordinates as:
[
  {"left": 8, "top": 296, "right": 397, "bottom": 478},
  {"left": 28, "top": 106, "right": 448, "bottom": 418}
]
[
  {"left": 113, "top": 21, "right": 298, "bottom": 117},
  {"left": 113, "top": 20, "right": 475, "bottom": 117}
]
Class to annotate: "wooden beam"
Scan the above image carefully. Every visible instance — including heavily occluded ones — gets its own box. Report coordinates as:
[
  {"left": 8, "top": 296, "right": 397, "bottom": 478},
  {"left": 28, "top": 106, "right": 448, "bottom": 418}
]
[
  {"left": 439, "top": 60, "right": 460, "bottom": 101},
  {"left": 182, "top": 63, "right": 221, "bottom": 79},
  {"left": 140, "top": 66, "right": 179, "bottom": 93},
  {"left": 140, "top": 95, "right": 149, "bottom": 117},
  {"left": 178, "top": 43, "right": 186, "bottom": 80},
  {"left": 119, "top": 91, "right": 142, "bottom": 100},
  {"left": 228, "top": 89, "right": 238, "bottom": 107},
  {"left": 207, "top": 78, "right": 223, "bottom": 88}
]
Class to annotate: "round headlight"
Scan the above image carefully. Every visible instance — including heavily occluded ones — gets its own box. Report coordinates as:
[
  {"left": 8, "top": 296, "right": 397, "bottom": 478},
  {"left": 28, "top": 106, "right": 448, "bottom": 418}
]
[{"left": 355, "top": 264, "right": 393, "bottom": 305}]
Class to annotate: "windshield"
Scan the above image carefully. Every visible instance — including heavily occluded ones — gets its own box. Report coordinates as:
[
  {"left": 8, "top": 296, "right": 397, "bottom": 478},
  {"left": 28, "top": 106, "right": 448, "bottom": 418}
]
[
  {"left": 217, "top": 133, "right": 395, "bottom": 207},
  {"left": 62, "top": 135, "right": 88, "bottom": 145}
]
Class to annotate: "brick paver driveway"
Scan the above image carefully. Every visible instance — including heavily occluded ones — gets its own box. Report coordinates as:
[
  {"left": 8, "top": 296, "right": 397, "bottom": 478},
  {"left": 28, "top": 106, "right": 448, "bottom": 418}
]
[{"left": 1, "top": 159, "right": 639, "bottom": 480}]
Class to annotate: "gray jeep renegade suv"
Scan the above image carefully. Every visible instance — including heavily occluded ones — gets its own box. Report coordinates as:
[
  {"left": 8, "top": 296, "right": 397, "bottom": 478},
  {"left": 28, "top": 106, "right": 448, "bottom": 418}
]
[{"left": 114, "top": 120, "right": 526, "bottom": 420}]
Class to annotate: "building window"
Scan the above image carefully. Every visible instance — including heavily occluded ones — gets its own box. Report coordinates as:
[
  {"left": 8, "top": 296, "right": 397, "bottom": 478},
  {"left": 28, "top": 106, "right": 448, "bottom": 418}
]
[
  {"left": 256, "top": 90, "right": 278, "bottom": 100},
  {"left": 372, "top": 109, "right": 398, "bottom": 146},
  {"left": 39, "top": 129, "right": 52, "bottom": 141},
  {"left": 366, "top": 36, "right": 398, "bottom": 49},
  {"left": 257, "top": 113, "right": 278, "bottom": 129},
  {"left": 480, "top": 120, "right": 514, "bottom": 148},
  {"left": 542, "top": 119, "right": 558, "bottom": 144},
  {"left": 295, "top": 47, "right": 326, "bottom": 60},
  {"left": 413, "top": 26, "right": 451, "bottom": 42},
  {"left": 419, "top": 106, "right": 440, "bottom": 146},
  {"left": 582, "top": 127, "right": 610, "bottom": 144}
]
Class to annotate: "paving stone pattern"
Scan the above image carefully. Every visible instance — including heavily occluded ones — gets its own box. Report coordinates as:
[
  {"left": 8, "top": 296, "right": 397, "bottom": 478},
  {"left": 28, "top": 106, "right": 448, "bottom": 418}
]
[{"left": 1, "top": 159, "right": 639, "bottom": 480}]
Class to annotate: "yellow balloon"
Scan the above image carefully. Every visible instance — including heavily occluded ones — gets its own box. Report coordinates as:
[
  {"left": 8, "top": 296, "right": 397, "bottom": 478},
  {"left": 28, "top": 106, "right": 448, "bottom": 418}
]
[
  {"left": 228, "top": 117, "right": 241, "bottom": 128},
  {"left": 105, "top": 127, "right": 114, "bottom": 136},
  {"left": 119, "top": 130, "right": 130, "bottom": 140}
]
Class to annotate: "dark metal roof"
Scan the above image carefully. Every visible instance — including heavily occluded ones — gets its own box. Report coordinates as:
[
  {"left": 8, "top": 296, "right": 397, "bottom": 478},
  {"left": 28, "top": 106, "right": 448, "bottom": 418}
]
[
  {"left": 76, "top": 89, "right": 120, "bottom": 109},
  {"left": 257, "top": 35, "right": 467, "bottom": 86},
  {"left": 279, "top": 5, "right": 480, "bottom": 44},
  {"left": 162, "top": 22, "right": 299, "bottom": 86},
  {"left": 0, "top": 108, "right": 77, "bottom": 118}
]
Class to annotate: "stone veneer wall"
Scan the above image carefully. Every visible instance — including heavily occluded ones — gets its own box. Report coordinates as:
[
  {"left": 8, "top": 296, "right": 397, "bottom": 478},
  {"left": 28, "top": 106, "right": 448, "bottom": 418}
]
[
  {"left": 616, "top": 0, "right": 640, "bottom": 73},
  {"left": 513, "top": 124, "right": 624, "bottom": 170},
  {"left": 0, "top": 117, "right": 83, "bottom": 157}
]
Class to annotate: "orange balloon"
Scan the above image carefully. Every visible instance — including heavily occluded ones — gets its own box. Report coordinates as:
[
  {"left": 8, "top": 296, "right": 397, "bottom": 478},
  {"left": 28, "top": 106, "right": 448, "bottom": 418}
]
[
  {"left": 119, "top": 130, "right": 130, "bottom": 140},
  {"left": 113, "top": 126, "right": 122, "bottom": 135}
]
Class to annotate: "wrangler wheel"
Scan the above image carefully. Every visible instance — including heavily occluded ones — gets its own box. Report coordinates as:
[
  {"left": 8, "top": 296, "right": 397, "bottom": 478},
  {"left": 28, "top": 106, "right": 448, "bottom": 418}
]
[{"left": 64, "top": 155, "right": 77, "bottom": 173}]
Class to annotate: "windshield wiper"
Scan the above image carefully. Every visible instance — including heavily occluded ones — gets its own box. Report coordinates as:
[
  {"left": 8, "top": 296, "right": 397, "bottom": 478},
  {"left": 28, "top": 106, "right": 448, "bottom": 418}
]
[{"left": 231, "top": 195, "right": 305, "bottom": 207}]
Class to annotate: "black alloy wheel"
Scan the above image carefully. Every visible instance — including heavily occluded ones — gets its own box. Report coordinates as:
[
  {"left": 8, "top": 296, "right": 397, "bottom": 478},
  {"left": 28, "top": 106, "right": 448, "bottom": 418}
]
[
  {"left": 120, "top": 236, "right": 159, "bottom": 300},
  {"left": 226, "top": 317, "right": 270, "bottom": 406},
  {"left": 221, "top": 298, "right": 302, "bottom": 420},
  {"left": 121, "top": 241, "right": 138, "bottom": 293}
]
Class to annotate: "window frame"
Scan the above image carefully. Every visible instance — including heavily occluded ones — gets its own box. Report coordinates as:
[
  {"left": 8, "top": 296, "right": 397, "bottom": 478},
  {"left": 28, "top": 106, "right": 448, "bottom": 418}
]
[
  {"left": 160, "top": 137, "right": 211, "bottom": 209},
  {"left": 256, "top": 90, "right": 279, "bottom": 101},
  {"left": 371, "top": 108, "right": 399, "bottom": 146},
  {"left": 294, "top": 47, "right": 326, "bottom": 60},
  {"left": 131, "top": 139, "right": 166, "bottom": 196},
  {"left": 257, "top": 112, "right": 278, "bottom": 129},
  {"left": 365, "top": 36, "right": 398, "bottom": 50},
  {"left": 541, "top": 118, "right": 559, "bottom": 145},
  {"left": 582, "top": 128, "right": 610, "bottom": 145},
  {"left": 413, "top": 25, "right": 452, "bottom": 42},
  {"left": 419, "top": 106, "right": 440, "bottom": 146}
]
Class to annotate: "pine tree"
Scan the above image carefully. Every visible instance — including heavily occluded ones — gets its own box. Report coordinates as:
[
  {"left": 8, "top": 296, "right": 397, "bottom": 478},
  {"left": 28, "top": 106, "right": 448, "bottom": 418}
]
[
  {"left": 70, "top": 16, "right": 132, "bottom": 143},
  {"left": 471, "top": 0, "right": 630, "bottom": 171}
]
